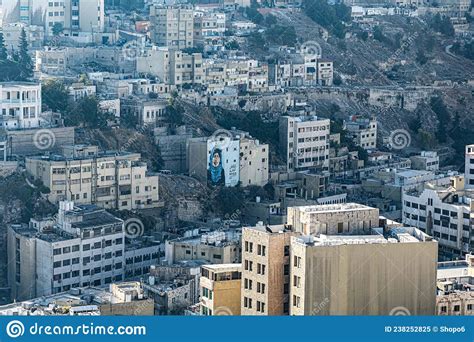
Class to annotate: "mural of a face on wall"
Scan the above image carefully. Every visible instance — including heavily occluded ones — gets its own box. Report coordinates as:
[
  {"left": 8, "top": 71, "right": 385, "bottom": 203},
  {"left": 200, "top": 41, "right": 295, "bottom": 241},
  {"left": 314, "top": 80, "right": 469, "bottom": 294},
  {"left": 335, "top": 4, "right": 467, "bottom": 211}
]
[{"left": 208, "top": 147, "right": 225, "bottom": 186}]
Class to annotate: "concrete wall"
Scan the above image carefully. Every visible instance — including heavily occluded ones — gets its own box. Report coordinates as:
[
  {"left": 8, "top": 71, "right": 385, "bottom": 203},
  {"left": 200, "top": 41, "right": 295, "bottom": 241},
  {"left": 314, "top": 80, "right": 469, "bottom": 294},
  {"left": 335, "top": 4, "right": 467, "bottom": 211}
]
[
  {"left": 291, "top": 239, "right": 438, "bottom": 315},
  {"left": 6, "top": 127, "right": 75, "bottom": 157}
]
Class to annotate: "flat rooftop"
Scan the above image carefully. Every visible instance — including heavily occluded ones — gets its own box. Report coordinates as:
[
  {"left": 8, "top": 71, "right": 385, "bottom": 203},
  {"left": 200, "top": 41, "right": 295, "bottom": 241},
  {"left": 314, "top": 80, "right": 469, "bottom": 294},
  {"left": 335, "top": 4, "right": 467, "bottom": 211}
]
[
  {"left": 294, "top": 227, "right": 432, "bottom": 247},
  {"left": 245, "top": 224, "right": 292, "bottom": 234},
  {"left": 293, "top": 202, "right": 375, "bottom": 214},
  {"left": 27, "top": 150, "right": 140, "bottom": 162},
  {"left": 202, "top": 263, "right": 242, "bottom": 272},
  {"left": 437, "top": 259, "right": 472, "bottom": 280},
  {"left": 68, "top": 208, "right": 123, "bottom": 230}
]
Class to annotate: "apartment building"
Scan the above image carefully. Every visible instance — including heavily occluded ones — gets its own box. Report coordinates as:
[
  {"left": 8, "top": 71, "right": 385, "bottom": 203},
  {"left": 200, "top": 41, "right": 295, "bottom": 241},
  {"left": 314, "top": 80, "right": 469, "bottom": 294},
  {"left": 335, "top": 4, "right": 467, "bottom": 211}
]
[
  {"left": 317, "top": 60, "right": 334, "bottom": 86},
  {"left": 200, "top": 264, "right": 242, "bottom": 316},
  {"left": 187, "top": 130, "right": 269, "bottom": 187},
  {"left": 202, "top": 58, "right": 269, "bottom": 94},
  {"left": 287, "top": 203, "right": 380, "bottom": 235},
  {"left": 165, "top": 230, "right": 241, "bottom": 265},
  {"left": 149, "top": 5, "right": 194, "bottom": 49},
  {"left": 410, "top": 151, "right": 440, "bottom": 171},
  {"left": 130, "top": 79, "right": 172, "bottom": 97},
  {"left": 241, "top": 223, "right": 296, "bottom": 315},
  {"left": 465, "top": 144, "right": 474, "bottom": 189},
  {"left": 45, "top": 0, "right": 105, "bottom": 37},
  {"left": 122, "top": 97, "right": 168, "bottom": 127},
  {"left": 279, "top": 115, "right": 331, "bottom": 173},
  {"left": 343, "top": 116, "right": 377, "bottom": 150},
  {"left": 437, "top": 254, "right": 474, "bottom": 315},
  {"left": 0, "top": 82, "right": 42, "bottom": 130},
  {"left": 193, "top": 11, "right": 226, "bottom": 48},
  {"left": 18, "top": 0, "right": 32, "bottom": 24},
  {"left": 2, "top": 23, "right": 44, "bottom": 50},
  {"left": 8, "top": 202, "right": 125, "bottom": 301},
  {"left": 26, "top": 145, "right": 160, "bottom": 211},
  {"left": 239, "top": 134, "right": 269, "bottom": 187},
  {"left": 137, "top": 47, "right": 204, "bottom": 86},
  {"left": 68, "top": 83, "right": 97, "bottom": 101},
  {"left": 402, "top": 176, "right": 474, "bottom": 260},
  {"left": 290, "top": 226, "right": 437, "bottom": 315}
]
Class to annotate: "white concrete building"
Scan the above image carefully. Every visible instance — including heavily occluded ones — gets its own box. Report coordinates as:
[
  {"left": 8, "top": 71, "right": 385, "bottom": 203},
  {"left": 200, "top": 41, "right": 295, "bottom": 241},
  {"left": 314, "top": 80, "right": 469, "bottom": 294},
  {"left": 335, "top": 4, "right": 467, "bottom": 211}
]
[
  {"left": 2, "top": 23, "right": 45, "bottom": 50},
  {"left": 465, "top": 145, "right": 474, "bottom": 189},
  {"left": 193, "top": 10, "right": 226, "bottom": 49},
  {"left": 239, "top": 133, "right": 269, "bottom": 187},
  {"left": 410, "top": 151, "right": 440, "bottom": 171},
  {"left": 150, "top": 4, "right": 194, "bottom": 49},
  {"left": 8, "top": 202, "right": 124, "bottom": 301},
  {"left": 122, "top": 98, "right": 168, "bottom": 127},
  {"left": 186, "top": 130, "right": 269, "bottom": 187},
  {"left": 137, "top": 47, "right": 204, "bottom": 86},
  {"left": 68, "top": 83, "right": 97, "bottom": 101},
  {"left": 317, "top": 60, "right": 334, "bottom": 86},
  {"left": 26, "top": 145, "right": 160, "bottom": 210},
  {"left": 279, "top": 115, "right": 330, "bottom": 172},
  {"left": 402, "top": 175, "right": 473, "bottom": 260},
  {"left": 8, "top": 201, "right": 160, "bottom": 302},
  {"left": 0, "top": 82, "right": 42, "bottom": 130},
  {"left": 343, "top": 116, "right": 377, "bottom": 150},
  {"left": 45, "top": 0, "right": 105, "bottom": 37}
]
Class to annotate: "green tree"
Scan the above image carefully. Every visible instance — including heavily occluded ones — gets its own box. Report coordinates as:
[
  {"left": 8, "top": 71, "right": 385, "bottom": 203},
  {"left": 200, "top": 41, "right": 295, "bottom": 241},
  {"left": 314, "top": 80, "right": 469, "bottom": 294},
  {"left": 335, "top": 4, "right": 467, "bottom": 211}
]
[
  {"left": 430, "top": 14, "right": 455, "bottom": 37},
  {"left": 430, "top": 96, "right": 450, "bottom": 143},
  {"left": 303, "top": 0, "right": 351, "bottom": 39},
  {"left": 67, "top": 96, "right": 110, "bottom": 128},
  {"left": 165, "top": 103, "right": 184, "bottom": 126},
  {"left": 245, "top": 6, "right": 264, "bottom": 25},
  {"left": 42, "top": 80, "right": 69, "bottom": 112},
  {"left": 52, "top": 22, "right": 64, "bottom": 36},
  {"left": 0, "top": 32, "right": 7, "bottom": 61},
  {"left": 213, "top": 187, "right": 245, "bottom": 217},
  {"left": 416, "top": 49, "right": 428, "bottom": 65},
  {"left": 265, "top": 25, "right": 297, "bottom": 46},
  {"left": 264, "top": 14, "right": 277, "bottom": 27},
  {"left": 18, "top": 28, "right": 33, "bottom": 78}
]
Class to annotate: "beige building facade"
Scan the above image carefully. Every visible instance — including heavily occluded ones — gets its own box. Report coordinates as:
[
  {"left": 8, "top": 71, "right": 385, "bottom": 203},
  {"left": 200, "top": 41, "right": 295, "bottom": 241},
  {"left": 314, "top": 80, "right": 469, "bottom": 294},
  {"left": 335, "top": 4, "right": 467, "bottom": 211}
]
[
  {"left": 150, "top": 5, "right": 194, "bottom": 49},
  {"left": 279, "top": 115, "right": 330, "bottom": 173},
  {"left": 200, "top": 264, "right": 242, "bottom": 316},
  {"left": 26, "top": 145, "right": 160, "bottom": 211},
  {"left": 290, "top": 227, "right": 438, "bottom": 315},
  {"left": 137, "top": 47, "right": 204, "bottom": 86},
  {"left": 241, "top": 224, "right": 296, "bottom": 315},
  {"left": 287, "top": 203, "right": 380, "bottom": 235}
]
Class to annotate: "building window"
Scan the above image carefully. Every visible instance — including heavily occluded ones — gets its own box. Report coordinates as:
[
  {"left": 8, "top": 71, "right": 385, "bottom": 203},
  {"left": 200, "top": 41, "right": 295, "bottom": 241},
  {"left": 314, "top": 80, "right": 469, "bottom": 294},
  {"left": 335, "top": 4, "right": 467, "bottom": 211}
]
[
  {"left": 293, "top": 295, "right": 301, "bottom": 308},
  {"left": 294, "top": 256, "right": 301, "bottom": 268}
]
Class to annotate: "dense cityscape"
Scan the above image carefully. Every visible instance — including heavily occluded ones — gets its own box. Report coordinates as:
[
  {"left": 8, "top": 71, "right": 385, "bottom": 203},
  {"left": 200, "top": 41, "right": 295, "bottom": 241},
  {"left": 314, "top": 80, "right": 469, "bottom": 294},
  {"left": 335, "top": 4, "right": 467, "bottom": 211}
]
[{"left": 0, "top": 0, "right": 472, "bottom": 318}]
